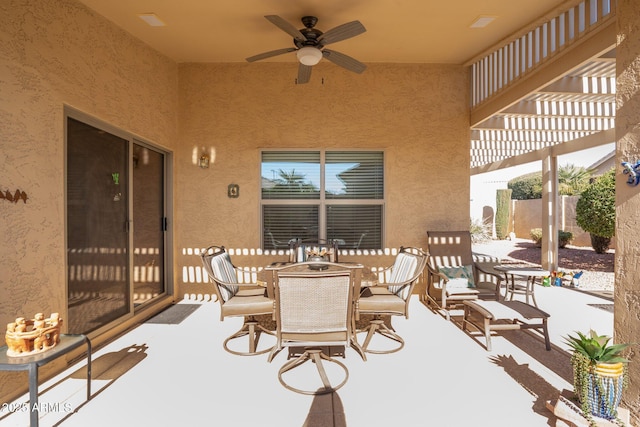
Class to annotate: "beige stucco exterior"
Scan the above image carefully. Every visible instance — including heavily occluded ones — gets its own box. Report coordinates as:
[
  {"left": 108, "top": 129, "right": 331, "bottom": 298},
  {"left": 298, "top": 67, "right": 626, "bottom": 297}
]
[
  {"left": 1, "top": 0, "right": 470, "bottom": 402},
  {"left": 0, "top": 0, "right": 180, "bottom": 400},
  {"left": 175, "top": 62, "right": 470, "bottom": 295},
  {"left": 615, "top": 0, "right": 640, "bottom": 418}
]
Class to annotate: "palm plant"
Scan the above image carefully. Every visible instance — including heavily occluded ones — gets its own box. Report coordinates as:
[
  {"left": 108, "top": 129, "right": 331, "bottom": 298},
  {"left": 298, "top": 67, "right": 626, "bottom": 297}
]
[{"left": 558, "top": 164, "right": 593, "bottom": 196}]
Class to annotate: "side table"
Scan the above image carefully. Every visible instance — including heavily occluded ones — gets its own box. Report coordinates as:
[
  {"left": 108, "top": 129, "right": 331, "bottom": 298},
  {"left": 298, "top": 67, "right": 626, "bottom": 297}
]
[
  {"left": 0, "top": 334, "right": 91, "bottom": 427},
  {"left": 494, "top": 265, "right": 550, "bottom": 308}
]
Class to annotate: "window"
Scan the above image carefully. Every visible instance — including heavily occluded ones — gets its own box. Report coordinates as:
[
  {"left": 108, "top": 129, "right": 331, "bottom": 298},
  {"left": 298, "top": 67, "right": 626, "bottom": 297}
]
[{"left": 261, "top": 150, "right": 384, "bottom": 249}]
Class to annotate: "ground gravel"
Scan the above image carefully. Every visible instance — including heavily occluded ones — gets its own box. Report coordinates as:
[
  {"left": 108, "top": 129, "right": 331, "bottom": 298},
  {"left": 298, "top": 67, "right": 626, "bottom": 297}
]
[{"left": 471, "top": 238, "right": 614, "bottom": 291}]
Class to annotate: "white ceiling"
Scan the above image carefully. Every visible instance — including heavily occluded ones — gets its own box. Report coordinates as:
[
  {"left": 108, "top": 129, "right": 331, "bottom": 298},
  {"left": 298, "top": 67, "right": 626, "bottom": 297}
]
[{"left": 76, "top": 0, "right": 568, "bottom": 64}]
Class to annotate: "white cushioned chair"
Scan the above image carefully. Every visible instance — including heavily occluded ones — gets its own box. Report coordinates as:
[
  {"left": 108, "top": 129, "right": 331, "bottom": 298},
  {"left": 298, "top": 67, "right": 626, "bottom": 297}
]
[
  {"left": 354, "top": 246, "right": 428, "bottom": 354},
  {"left": 200, "top": 245, "right": 275, "bottom": 356},
  {"left": 265, "top": 261, "right": 364, "bottom": 395}
]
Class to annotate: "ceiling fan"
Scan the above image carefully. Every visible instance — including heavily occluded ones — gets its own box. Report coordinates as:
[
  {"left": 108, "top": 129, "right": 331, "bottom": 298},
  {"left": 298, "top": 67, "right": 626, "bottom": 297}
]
[{"left": 246, "top": 15, "right": 367, "bottom": 84}]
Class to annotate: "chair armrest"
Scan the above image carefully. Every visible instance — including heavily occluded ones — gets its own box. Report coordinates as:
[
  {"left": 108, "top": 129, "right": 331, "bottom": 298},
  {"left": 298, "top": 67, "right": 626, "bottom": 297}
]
[
  {"left": 474, "top": 263, "right": 502, "bottom": 282},
  {"left": 426, "top": 264, "right": 449, "bottom": 284}
]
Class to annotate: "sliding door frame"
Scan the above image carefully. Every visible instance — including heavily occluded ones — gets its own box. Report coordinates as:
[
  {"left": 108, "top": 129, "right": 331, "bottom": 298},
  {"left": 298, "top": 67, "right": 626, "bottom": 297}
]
[{"left": 64, "top": 106, "right": 174, "bottom": 338}]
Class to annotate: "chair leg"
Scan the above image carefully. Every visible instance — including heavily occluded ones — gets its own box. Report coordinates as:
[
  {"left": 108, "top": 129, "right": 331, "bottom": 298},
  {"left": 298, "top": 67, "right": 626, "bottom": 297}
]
[
  {"left": 277, "top": 348, "right": 349, "bottom": 395},
  {"left": 309, "top": 350, "right": 332, "bottom": 390},
  {"left": 350, "top": 317, "right": 367, "bottom": 361},
  {"left": 422, "top": 293, "right": 451, "bottom": 321},
  {"left": 483, "top": 317, "right": 492, "bottom": 351},
  {"left": 542, "top": 318, "right": 551, "bottom": 351},
  {"left": 223, "top": 318, "right": 275, "bottom": 356},
  {"left": 358, "top": 317, "right": 404, "bottom": 354}
]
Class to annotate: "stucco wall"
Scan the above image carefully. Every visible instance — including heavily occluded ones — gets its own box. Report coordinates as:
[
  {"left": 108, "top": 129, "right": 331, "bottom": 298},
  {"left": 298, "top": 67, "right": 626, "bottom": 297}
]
[
  {"left": 0, "top": 0, "right": 178, "bottom": 400},
  {"left": 511, "top": 197, "right": 594, "bottom": 247},
  {"left": 176, "top": 62, "right": 470, "bottom": 297},
  {"left": 615, "top": 0, "right": 640, "bottom": 421}
]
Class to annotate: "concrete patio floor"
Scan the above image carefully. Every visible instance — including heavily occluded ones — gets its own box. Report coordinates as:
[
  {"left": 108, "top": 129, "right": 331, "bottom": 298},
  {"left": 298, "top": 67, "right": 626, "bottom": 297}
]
[{"left": 1, "top": 284, "right": 616, "bottom": 427}]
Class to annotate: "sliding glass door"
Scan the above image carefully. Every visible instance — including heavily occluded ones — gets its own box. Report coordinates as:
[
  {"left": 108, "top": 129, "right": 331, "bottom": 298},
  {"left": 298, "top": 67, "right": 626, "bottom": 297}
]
[
  {"left": 66, "top": 116, "right": 169, "bottom": 334},
  {"left": 132, "top": 143, "right": 165, "bottom": 306}
]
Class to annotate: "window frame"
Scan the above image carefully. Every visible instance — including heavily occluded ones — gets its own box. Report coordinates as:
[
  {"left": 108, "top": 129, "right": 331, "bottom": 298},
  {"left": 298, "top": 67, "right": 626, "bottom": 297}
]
[{"left": 260, "top": 148, "right": 385, "bottom": 249}]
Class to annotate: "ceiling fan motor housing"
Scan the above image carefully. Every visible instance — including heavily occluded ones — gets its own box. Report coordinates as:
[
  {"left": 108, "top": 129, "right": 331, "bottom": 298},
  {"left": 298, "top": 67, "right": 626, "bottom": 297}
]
[{"left": 295, "top": 16, "right": 323, "bottom": 48}]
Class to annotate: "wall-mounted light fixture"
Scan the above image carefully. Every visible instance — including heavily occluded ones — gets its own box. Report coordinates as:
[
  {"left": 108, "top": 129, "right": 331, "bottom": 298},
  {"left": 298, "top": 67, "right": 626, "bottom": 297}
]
[{"left": 199, "top": 152, "right": 210, "bottom": 169}]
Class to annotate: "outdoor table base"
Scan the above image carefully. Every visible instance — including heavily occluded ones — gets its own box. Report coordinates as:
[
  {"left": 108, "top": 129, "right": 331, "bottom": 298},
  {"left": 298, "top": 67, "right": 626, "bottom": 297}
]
[{"left": 0, "top": 334, "right": 91, "bottom": 427}]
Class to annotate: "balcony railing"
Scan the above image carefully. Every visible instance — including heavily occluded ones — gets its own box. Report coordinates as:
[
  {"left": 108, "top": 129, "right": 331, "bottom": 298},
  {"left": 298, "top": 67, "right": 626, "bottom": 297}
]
[{"left": 468, "top": 0, "right": 616, "bottom": 109}]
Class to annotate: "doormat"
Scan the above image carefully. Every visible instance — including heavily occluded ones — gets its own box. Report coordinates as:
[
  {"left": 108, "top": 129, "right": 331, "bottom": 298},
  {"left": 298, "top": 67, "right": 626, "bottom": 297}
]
[
  {"left": 146, "top": 304, "right": 201, "bottom": 324},
  {"left": 588, "top": 303, "right": 614, "bottom": 313}
]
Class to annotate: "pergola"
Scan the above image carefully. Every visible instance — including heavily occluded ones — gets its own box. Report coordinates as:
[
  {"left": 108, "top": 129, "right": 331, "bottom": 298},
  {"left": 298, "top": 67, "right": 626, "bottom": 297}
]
[{"left": 468, "top": 0, "right": 616, "bottom": 270}]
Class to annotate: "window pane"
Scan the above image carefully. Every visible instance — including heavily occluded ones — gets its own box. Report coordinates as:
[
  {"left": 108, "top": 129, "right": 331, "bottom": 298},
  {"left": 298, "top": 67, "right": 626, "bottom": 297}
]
[
  {"left": 263, "top": 205, "right": 319, "bottom": 249},
  {"left": 262, "top": 151, "right": 320, "bottom": 199},
  {"left": 325, "top": 151, "right": 384, "bottom": 199},
  {"left": 327, "top": 205, "right": 382, "bottom": 249}
]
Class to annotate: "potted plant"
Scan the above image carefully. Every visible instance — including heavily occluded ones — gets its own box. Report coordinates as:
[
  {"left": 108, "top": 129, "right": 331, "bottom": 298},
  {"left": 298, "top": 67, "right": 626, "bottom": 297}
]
[{"left": 565, "top": 330, "right": 631, "bottom": 425}]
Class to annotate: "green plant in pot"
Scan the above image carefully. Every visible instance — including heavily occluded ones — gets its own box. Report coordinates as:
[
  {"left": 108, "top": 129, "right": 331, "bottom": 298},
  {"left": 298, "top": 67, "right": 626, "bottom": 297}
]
[{"left": 565, "top": 330, "right": 631, "bottom": 425}]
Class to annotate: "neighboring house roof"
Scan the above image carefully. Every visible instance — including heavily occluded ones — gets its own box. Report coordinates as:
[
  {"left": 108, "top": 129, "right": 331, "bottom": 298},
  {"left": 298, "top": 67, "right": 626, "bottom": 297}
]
[{"left": 588, "top": 151, "right": 615, "bottom": 175}]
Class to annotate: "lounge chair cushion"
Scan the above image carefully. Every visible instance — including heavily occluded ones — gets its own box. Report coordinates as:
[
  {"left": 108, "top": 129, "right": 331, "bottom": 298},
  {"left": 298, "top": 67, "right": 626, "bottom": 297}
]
[{"left": 439, "top": 265, "right": 475, "bottom": 287}]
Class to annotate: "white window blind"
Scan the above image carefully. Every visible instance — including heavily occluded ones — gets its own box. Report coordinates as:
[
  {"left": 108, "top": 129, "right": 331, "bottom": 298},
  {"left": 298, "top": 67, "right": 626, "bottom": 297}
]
[{"left": 261, "top": 150, "right": 384, "bottom": 249}]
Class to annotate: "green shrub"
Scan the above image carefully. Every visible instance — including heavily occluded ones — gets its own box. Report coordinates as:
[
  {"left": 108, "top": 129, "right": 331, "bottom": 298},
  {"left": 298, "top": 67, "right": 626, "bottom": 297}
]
[
  {"left": 590, "top": 234, "right": 611, "bottom": 254},
  {"left": 495, "top": 189, "right": 512, "bottom": 240},
  {"left": 530, "top": 228, "right": 573, "bottom": 248},
  {"left": 509, "top": 165, "right": 593, "bottom": 200},
  {"left": 576, "top": 169, "right": 615, "bottom": 253},
  {"left": 508, "top": 173, "right": 542, "bottom": 200}
]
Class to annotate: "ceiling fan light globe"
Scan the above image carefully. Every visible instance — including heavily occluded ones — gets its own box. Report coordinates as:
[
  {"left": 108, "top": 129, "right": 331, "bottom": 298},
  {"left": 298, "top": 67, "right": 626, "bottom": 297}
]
[{"left": 297, "top": 47, "right": 322, "bottom": 66}]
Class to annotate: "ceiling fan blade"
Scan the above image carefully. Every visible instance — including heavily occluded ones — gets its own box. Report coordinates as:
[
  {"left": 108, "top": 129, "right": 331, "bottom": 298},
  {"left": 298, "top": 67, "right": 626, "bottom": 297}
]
[
  {"left": 246, "top": 47, "right": 296, "bottom": 62},
  {"left": 322, "top": 49, "right": 367, "bottom": 74},
  {"left": 318, "top": 21, "right": 366, "bottom": 45},
  {"left": 297, "top": 64, "right": 312, "bottom": 84},
  {"left": 265, "top": 15, "right": 306, "bottom": 42}
]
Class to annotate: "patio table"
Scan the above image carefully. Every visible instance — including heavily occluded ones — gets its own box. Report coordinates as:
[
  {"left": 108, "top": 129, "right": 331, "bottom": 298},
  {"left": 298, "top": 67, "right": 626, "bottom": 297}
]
[
  {"left": 257, "top": 261, "right": 379, "bottom": 289},
  {"left": 256, "top": 261, "right": 381, "bottom": 358},
  {"left": 0, "top": 334, "right": 91, "bottom": 427},
  {"left": 494, "top": 265, "right": 549, "bottom": 308}
]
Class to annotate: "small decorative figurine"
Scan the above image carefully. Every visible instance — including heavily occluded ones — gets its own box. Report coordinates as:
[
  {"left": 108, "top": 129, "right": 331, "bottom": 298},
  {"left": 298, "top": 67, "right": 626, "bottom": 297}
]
[{"left": 5, "top": 312, "right": 63, "bottom": 357}]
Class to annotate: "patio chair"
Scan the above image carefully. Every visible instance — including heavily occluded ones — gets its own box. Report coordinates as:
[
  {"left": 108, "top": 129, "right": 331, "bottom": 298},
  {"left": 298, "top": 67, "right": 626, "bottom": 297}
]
[
  {"left": 200, "top": 245, "right": 275, "bottom": 356},
  {"left": 266, "top": 261, "right": 364, "bottom": 395},
  {"left": 422, "top": 231, "right": 502, "bottom": 320},
  {"left": 354, "top": 246, "right": 428, "bottom": 354}
]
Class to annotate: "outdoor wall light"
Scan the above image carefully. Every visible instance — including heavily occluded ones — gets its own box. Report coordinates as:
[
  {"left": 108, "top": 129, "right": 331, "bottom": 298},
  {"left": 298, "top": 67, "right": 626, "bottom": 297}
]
[{"left": 199, "top": 153, "right": 210, "bottom": 169}]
